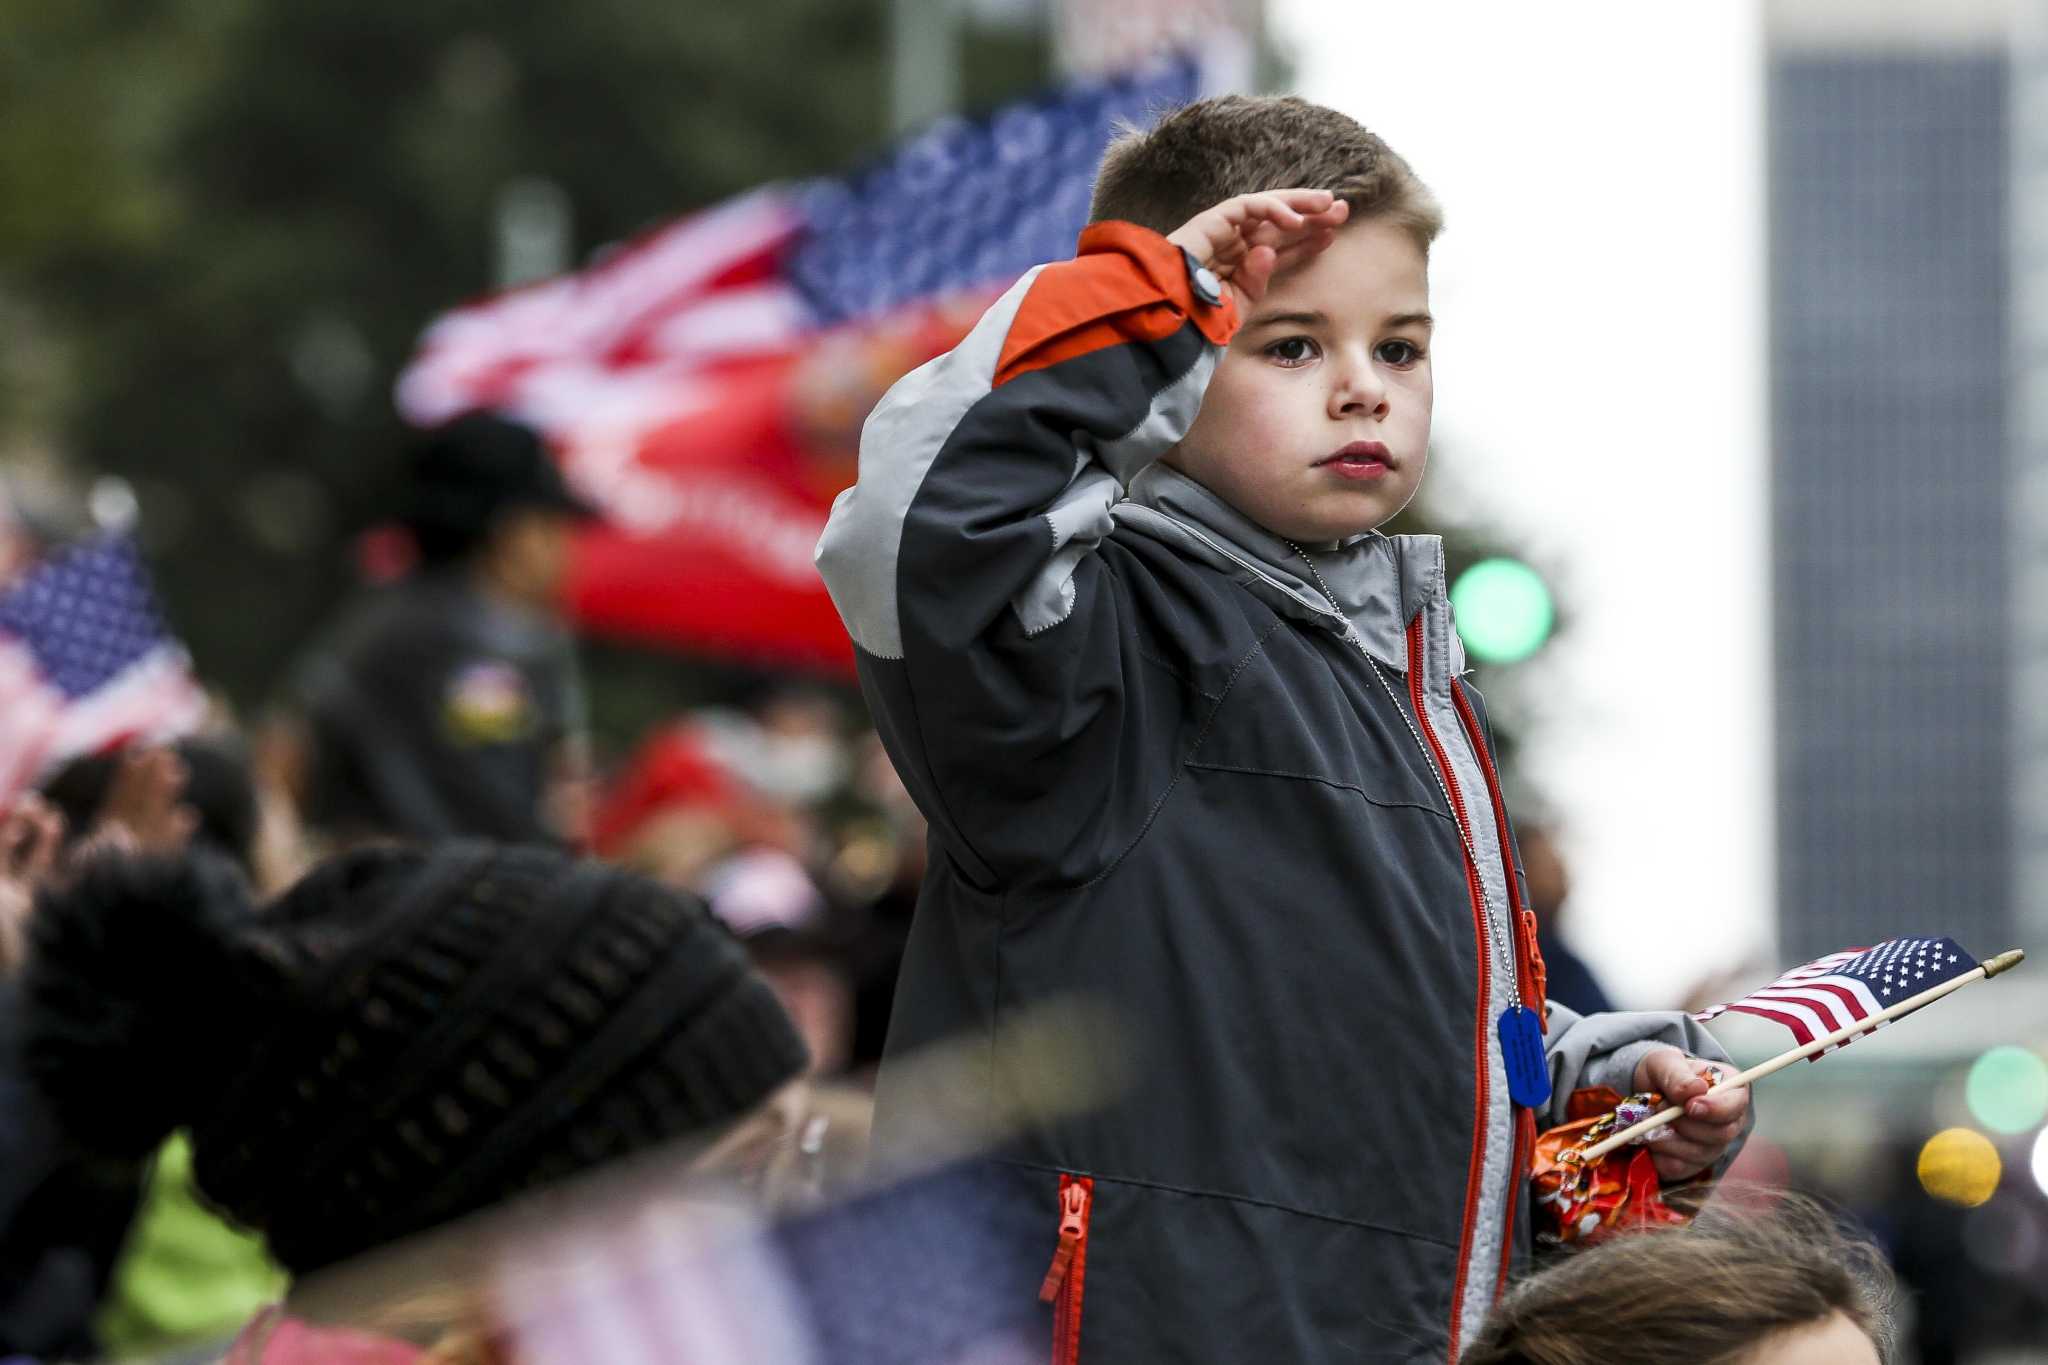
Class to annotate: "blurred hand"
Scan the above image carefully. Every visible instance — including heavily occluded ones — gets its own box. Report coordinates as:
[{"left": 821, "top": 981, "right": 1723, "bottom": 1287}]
[
  {"left": 0, "top": 795, "right": 64, "bottom": 971},
  {"left": 1633, "top": 1047, "right": 1750, "bottom": 1182},
  {"left": 95, "top": 746, "right": 197, "bottom": 855},
  {"left": 1165, "top": 189, "right": 1350, "bottom": 310}
]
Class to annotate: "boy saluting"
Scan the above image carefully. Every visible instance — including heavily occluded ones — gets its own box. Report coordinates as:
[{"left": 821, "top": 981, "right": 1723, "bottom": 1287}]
[{"left": 818, "top": 95, "right": 1750, "bottom": 1362}]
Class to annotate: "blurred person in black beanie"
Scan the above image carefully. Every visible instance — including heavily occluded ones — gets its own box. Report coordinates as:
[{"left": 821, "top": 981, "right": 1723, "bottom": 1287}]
[
  {"left": 20, "top": 842, "right": 809, "bottom": 1346},
  {"left": 260, "top": 412, "right": 598, "bottom": 850}
]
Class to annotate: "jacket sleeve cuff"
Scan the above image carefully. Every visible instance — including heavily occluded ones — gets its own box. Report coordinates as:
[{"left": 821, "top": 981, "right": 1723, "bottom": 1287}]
[
  {"left": 1550, "top": 1019, "right": 1756, "bottom": 1187},
  {"left": 1074, "top": 221, "right": 1240, "bottom": 347}
]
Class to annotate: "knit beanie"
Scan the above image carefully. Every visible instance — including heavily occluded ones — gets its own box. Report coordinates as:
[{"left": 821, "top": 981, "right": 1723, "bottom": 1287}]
[{"left": 23, "top": 843, "right": 808, "bottom": 1276}]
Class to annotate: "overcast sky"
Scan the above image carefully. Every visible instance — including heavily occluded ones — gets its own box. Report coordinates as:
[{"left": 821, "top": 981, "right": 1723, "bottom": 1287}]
[{"left": 1272, "top": 1, "right": 1772, "bottom": 1007}]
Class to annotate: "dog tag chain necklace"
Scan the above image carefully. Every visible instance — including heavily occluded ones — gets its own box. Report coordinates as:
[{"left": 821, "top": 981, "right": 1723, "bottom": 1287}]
[{"left": 1285, "top": 541, "right": 1550, "bottom": 1110}]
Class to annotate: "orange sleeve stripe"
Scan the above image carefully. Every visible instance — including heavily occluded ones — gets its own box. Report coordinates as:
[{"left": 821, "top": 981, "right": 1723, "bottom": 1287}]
[{"left": 992, "top": 221, "right": 1238, "bottom": 388}]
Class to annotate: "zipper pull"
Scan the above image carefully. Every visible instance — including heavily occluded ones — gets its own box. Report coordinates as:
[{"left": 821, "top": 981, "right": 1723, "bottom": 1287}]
[{"left": 1038, "top": 1182, "right": 1090, "bottom": 1303}]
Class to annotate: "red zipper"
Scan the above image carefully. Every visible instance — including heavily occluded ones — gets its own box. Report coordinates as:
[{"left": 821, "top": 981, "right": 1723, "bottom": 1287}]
[
  {"left": 1495, "top": 1108, "right": 1535, "bottom": 1298},
  {"left": 1040, "top": 1174, "right": 1093, "bottom": 1365},
  {"left": 1403, "top": 615, "right": 1491, "bottom": 1362},
  {"left": 1451, "top": 679, "right": 1548, "bottom": 1293},
  {"left": 1452, "top": 681, "right": 1549, "bottom": 1019}
]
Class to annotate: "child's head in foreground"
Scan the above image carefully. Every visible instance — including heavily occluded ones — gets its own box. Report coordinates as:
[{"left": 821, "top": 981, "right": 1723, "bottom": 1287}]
[
  {"left": 1461, "top": 1195, "right": 1896, "bottom": 1365},
  {"left": 1091, "top": 94, "right": 1443, "bottom": 545}
]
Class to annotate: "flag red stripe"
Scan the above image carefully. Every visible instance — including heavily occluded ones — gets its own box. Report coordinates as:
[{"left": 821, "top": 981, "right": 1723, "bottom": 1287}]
[
  {"left": 1728, "top": 1003, "right": 1818, "bottom": 1046},
  {"left": 1803, "top": 980, "right": 1869, "bottom": 1021},
  {"left": 1750, "top": 984, "right": 1855, "bottom": 1016},
  {"left": 1747, "top": 991, "right": 1851, "bottom": 1032}
]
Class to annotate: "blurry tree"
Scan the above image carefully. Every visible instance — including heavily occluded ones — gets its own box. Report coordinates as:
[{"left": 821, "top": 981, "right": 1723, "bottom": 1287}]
[
  {"left": 2, "top": 0, "right": 906, "bottom": 708},
  {"left": 2, "top": 3, "right": 1562, "bottom": 798}
]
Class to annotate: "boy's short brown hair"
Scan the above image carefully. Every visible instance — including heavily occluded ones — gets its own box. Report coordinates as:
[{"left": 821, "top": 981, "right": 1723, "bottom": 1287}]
[{"left": 1089, "top": 94, "right": 1443, "bottom": 251}]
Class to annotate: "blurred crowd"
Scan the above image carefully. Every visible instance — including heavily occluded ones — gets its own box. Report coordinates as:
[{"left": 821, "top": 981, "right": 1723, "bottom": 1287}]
[
  {"left": 0, "top": 416, "right": 942, "bottom": 1363},
  {"left": 0, "top": 414, "right": 2034, "bottom": 1364}
]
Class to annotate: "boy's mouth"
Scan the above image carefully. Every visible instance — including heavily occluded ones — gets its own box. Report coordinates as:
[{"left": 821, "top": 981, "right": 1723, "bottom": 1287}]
[{"left": 1317, "top": 441, "right": 1392, "bottom": 480}]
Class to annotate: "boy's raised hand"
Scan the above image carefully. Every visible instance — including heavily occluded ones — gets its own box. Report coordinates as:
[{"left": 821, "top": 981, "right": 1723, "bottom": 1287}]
[
  {"left": 1633, "top": 1047, "right": 1752, "bottom": 1183},
  {"left": 1165, "top": 189, "right": 1350, "bottom": 310}
]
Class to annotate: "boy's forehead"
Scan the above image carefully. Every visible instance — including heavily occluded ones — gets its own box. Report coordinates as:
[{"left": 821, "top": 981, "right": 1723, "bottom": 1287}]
[{"left": 1264, "top": 219, "right": 1430, "bottom": 322}]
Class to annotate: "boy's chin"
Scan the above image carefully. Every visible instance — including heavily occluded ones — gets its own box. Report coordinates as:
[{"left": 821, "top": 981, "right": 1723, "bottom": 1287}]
[{"left": 1263, "top": 512, "right": 1391, "bottom": 545}]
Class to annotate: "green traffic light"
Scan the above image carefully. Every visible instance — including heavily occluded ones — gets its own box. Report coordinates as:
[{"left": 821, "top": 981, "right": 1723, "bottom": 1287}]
[
  {"left": 1966, "top": 1045, "right": 2048, "bottom": 1135},
  {"left": 1451, "top": 558, "right": 1554, "bottom": 664}
]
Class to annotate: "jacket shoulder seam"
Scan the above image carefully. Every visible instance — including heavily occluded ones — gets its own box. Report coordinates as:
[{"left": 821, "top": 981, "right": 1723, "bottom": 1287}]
[{"left": 1134, "top": 646, "right": 1222, "bottom": 702}]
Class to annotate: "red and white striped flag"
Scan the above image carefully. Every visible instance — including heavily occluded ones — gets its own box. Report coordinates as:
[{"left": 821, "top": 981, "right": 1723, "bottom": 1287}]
[
  {"left": 1692, "top": 936, "right": 1979, "bottom": 1055},
  {"left": 391, "top": 61, "right": 1207, "bottom": 674}
]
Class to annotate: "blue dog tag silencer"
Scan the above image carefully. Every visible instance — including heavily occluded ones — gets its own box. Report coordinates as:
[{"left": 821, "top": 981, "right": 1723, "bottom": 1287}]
[{"left": 1498, "top": 1005, "right": 1551, "bottom": 1110}]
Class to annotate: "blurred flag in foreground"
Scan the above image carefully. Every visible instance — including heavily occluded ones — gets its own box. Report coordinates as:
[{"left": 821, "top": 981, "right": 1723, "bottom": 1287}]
[
  {"left": 1692, "top": 936, "right": 1979, "bottom": 1054},
  {"left": 397, "top": 59, "right": 1204, "bottom": 674},
  {"left": 0, "top": 533, "right": 207, "bottom": 801}
]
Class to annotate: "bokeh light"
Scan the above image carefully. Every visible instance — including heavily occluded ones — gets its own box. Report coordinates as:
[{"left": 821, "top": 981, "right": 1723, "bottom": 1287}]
[
  {"left": 1966, "top": 1046, "right": 2048, "bottom": 1135},
  {"left": 1918, "top": 1128, "right": 2002, "bottom": 1208},
  {"left": 2031, "top": 1126, "right": 2048, "bottom": 1201},
  {"left": 1450, "top": 558, "right": 1554, "bottom": 664}
]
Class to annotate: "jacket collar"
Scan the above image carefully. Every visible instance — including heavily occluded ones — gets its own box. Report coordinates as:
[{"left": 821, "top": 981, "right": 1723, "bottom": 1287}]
[{"left": 1113, "top": 464, "right": 1457, "bottom": 674}]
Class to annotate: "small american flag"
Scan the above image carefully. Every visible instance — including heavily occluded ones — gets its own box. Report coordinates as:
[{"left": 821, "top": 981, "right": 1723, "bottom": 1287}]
[
  {"left": 0, "top": 533, "right": 208, "bottom": 801},
  {"left": 1693, "top": 936, "right": 1980, "bottom": 1055}
]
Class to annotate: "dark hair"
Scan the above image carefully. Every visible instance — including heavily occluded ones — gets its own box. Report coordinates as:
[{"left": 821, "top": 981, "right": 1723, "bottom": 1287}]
[
  {"left": 1089, "top": 94, "right": 1443, "bottom": 251},
  {"left": 1463, "top": 1195, "right": 1898, "bottom": 1364},
  {"left": 40, "top": 737, "right": 260, "bottom": 871}
]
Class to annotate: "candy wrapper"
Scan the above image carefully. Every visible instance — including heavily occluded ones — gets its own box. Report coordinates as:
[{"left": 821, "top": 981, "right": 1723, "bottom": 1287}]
[{"left": 1531, "top": 1086, "right": 1706, "bottom": 1246}]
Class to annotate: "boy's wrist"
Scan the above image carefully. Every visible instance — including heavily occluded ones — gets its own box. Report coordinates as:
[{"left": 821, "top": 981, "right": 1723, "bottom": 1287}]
[
  {"left": 1073, "top": 221, "right": 1238, "bottom": 345},
  {"left": 1180, "top": 247, "right": 1225, "bottom": 308}
]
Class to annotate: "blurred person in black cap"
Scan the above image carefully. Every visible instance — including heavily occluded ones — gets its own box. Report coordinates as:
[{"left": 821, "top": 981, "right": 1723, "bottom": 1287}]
[{"left": 260, "top": 413, "right": 598, "bottom": 849}]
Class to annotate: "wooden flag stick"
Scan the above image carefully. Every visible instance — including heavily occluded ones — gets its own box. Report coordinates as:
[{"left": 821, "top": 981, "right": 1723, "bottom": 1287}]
[{"left": 1579, "top": 947, "right": 2027, "bottom": 1163}]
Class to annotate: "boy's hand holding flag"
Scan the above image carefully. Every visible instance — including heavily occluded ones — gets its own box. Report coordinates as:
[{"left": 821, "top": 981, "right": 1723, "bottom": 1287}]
[{"left": 1535, "top": 935, "right": 2024, "bottom": 1244}]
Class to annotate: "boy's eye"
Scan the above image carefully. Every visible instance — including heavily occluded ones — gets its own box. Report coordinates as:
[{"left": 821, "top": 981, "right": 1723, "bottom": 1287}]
[
  {"left": 1375, "top": 339, "right": 1424, "bottom": 367},
  {"left": 1264, "top": 337, "right": 1320, "bottom": 367}
]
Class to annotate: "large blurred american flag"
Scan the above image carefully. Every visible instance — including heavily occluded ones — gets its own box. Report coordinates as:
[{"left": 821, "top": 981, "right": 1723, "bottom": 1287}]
[
  {"left": 396, "top": 57, "right": 1203, "bottom": 433},
  {"left": 393, "top": 58, "right": 1206, "bottom": 671},
  {"left": 0, "top": 533, "right": 208, "bottom": 800}
]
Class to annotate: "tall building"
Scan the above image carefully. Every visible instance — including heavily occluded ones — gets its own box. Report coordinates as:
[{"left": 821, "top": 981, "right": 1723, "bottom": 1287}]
[
  {"left": 2012, "top": 9, "right": 2048, "bottom": 965},
  {"left": 1768, "top": 3, "right": 2013, "bottom": 963}
]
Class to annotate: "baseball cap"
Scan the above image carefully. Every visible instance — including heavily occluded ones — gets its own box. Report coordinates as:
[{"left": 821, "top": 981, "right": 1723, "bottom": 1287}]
[{"left": 401, "top": 412, "right": 600, "bottom": 555}]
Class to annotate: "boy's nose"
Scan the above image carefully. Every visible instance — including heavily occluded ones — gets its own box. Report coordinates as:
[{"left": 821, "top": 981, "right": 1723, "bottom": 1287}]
[{"left": 1328, "top": 359, "right": 1389, "bottom": 420}]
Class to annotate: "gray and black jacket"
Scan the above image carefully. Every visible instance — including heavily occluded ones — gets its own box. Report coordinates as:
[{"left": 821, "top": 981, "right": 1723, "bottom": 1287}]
[{"left": 816, "top": 221, "right": 1737, "bottom": 1363}]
